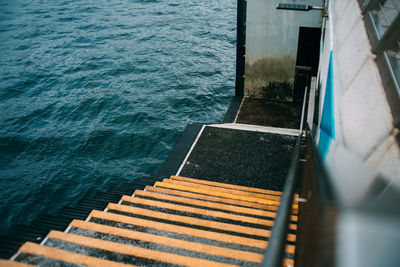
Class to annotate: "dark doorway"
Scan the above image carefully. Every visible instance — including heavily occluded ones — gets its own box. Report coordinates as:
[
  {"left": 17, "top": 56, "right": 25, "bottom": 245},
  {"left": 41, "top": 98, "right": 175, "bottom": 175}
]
[{"left": 293, "top": 27, "right": 321, "bottom": 100}]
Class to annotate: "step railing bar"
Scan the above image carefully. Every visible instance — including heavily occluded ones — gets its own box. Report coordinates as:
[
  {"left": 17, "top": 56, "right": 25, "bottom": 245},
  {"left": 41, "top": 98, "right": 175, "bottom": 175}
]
[
  {"left": 361, "top": 0, "right": 380, "bottom": 15},
  {"left": 261, "top": 85, "right": 309, "bottom": 267},
  {"left": 373, "top": 13, "right": 400, "bottom": 54},
  {"left": 379, "top": 2, "right": 392, "bottom": 26},
  {"left": 359, "top": 0, "right": 400, "bottom": 125},
  {"left": 392, "top": 0, "right": 400, "bottom": 12}
]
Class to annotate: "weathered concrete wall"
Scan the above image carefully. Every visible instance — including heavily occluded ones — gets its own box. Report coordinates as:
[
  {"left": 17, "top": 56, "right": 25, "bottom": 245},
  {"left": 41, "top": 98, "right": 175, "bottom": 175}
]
[
  {"left": 245, "top": 0, "right": 323, "bottom": 99},
  {"left": 316, "top": 0, "right": 400, "bottom": 201}
]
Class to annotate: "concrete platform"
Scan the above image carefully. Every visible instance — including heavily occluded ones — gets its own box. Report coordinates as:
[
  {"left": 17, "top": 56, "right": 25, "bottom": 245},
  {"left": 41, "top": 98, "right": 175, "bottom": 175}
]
[
  {"left": 236, "top": 98, "right": 302, "bottom": 128},
  {"left": 179, "top": 126, "right": 297, "bottom": 191}
]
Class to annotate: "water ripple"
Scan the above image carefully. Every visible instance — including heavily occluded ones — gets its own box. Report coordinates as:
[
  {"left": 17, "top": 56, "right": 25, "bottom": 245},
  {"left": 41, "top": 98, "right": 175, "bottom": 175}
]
[{"left": 0, "top": 0, "right": 235, "bottom": 233}]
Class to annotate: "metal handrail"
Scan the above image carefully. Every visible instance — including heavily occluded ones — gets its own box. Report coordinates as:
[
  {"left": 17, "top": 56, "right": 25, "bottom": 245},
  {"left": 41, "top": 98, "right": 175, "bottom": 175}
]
[{"left": 261, "top": 85, "right": 309, "bottom": 267}]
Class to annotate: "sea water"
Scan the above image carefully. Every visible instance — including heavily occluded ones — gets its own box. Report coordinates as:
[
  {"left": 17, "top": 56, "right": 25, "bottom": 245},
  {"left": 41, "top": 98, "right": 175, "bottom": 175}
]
[{"left": 0, "top": 0, "right": 235, "bottom": 233}]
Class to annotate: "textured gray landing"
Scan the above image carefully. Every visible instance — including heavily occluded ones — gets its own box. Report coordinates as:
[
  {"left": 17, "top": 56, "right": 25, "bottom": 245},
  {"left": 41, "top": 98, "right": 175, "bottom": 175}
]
[{"left": 180, "top": 126, "right": 296, "bottom": 191}]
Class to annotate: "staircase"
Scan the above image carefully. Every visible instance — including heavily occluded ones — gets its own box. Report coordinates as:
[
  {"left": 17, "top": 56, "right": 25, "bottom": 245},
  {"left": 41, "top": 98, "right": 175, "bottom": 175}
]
[{"left": 1, "top": 176, "right": 298, "bottom": 267}]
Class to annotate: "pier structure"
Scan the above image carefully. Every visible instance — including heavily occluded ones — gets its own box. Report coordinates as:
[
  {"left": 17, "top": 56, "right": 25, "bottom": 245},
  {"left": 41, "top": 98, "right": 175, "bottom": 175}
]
[{"left": 1, "top": 86, "right": 307, "bottom": 265}]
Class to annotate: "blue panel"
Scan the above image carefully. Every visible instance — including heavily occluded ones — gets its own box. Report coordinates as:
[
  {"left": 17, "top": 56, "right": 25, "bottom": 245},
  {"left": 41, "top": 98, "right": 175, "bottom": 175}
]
[
  {"left": 318, "top": 51, "right": 335, "bottom": 159},
  {"left": 318, "top": 129, "right": 333, "bottom": 159}
]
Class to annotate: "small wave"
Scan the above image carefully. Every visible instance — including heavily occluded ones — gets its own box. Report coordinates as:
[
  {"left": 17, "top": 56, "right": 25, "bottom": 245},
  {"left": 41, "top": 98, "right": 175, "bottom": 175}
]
[{"left": 0, "top": 0, "right": 235, "bottom": 234}]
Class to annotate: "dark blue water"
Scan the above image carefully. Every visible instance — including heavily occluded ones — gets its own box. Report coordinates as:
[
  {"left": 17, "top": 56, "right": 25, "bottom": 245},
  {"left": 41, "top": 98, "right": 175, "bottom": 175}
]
[{"left": 0, "top": 0, "right": 235, "bottom": 233}]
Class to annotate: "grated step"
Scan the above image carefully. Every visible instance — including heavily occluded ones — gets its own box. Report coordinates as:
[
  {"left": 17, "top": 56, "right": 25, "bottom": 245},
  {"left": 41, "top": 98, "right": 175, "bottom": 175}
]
[
  {"left": 0, "top": 259, "right": 34, "bottom": 266},
  {"left": 8, "top": 176, "right": 296, "bottom": 267}
]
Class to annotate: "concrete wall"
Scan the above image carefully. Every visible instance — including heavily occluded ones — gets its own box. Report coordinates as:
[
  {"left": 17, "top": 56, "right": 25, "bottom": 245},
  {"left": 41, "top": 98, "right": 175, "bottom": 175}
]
[
  {"left": 245, "top": 0, "right": 323, "bottom": 99},
  {"left": 316, "top": 0, "right": 400, "bottom": 203}
]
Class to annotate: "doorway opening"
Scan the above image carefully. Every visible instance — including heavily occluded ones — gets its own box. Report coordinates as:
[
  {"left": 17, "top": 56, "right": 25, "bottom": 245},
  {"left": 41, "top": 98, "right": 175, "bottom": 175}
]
[{"left": 294, "top": 27, "right": 322, "bottom": 100}]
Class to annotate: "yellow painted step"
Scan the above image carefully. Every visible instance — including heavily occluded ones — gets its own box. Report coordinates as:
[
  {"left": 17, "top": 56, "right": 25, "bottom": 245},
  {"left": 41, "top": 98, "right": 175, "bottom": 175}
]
[
  {"left": 47, "top": 231, "right": 237, "bottom": 267},
  {"left": 163, "top": 179, "right": 282, "bottom": 202},
  {"left": 171, "top": 176, "right": 287, "bottom": 196},
  {"left": 18, "top": 242, "right": 133, "bottom": 267},
  {"left": 91, "top": 210, "right": 265, "bottom": 248},
  {"left": 144, "top": 185, "right": 293, "bottom": 213},
  {"left": 121, "top": 195, "right": 297, "bottom": 230},
  {"left": 89, "top": 210, "right": 296, "bottom": 253},
  {"left": 106, "top": 203, "right": 279, "bottom": 238},
  {"left": 155, "top": 181, "right": 280, "bottom": 206},
  {"left": 69, "top": 219, "right": 263, "bottom": 263},
  {"left": 135, "top": 189, "right": 298, "bottom": 221},
  {"left": 284, "top": 258, "right": 295, "bottom": 267},
  {"left": 155, "top": 181, "right": 299, "bottom": 209},
  {"left": 0, "top": 260, "right": 35, "bottom": 267}
]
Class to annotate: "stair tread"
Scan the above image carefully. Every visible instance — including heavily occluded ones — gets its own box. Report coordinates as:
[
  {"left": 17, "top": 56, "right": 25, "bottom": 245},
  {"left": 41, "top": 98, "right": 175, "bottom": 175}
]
[
  {"left": 17, "top": 242, "right": 133, "bottom": 267},
  {"left": 89, "top": 209, "right": 268, "bottom": 248},
  {"left": 106, "top": 202, "right": 284, "bottom": 239},
  {"left": 46, "top": 230, "right": 238, "bottom": 267},
  {"left": 0, "top": 259, "right": 35, "bottom": 267},
  {"left": 135, "top": 189, "right": 298, "bottom": 221},
  {"left": 68, "top": 219, "right": 264, "bottom": 263},
  {"left": 155, "top": 181, "right": 296, "bottom": 208},
  {"left": 145, "top": 185, "right": 290, "bottom": 212},
  {"left": 164, "top": 178, "right": 283, "bottom": 202},
  {"left": 171, "top": 175, "right": 286, "bottom": 196},
  {"left": 121, "top": 195, "right": 298, "bottom": 230}
]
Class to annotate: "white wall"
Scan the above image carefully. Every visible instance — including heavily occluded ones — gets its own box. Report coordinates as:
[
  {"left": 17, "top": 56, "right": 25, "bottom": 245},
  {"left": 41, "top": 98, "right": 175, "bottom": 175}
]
[
  {"left": 245, "top": 0, "right": 323, "bottom": 98},
  {"left": 317, "top": 0, "right": 400, "bottom": 201}
]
